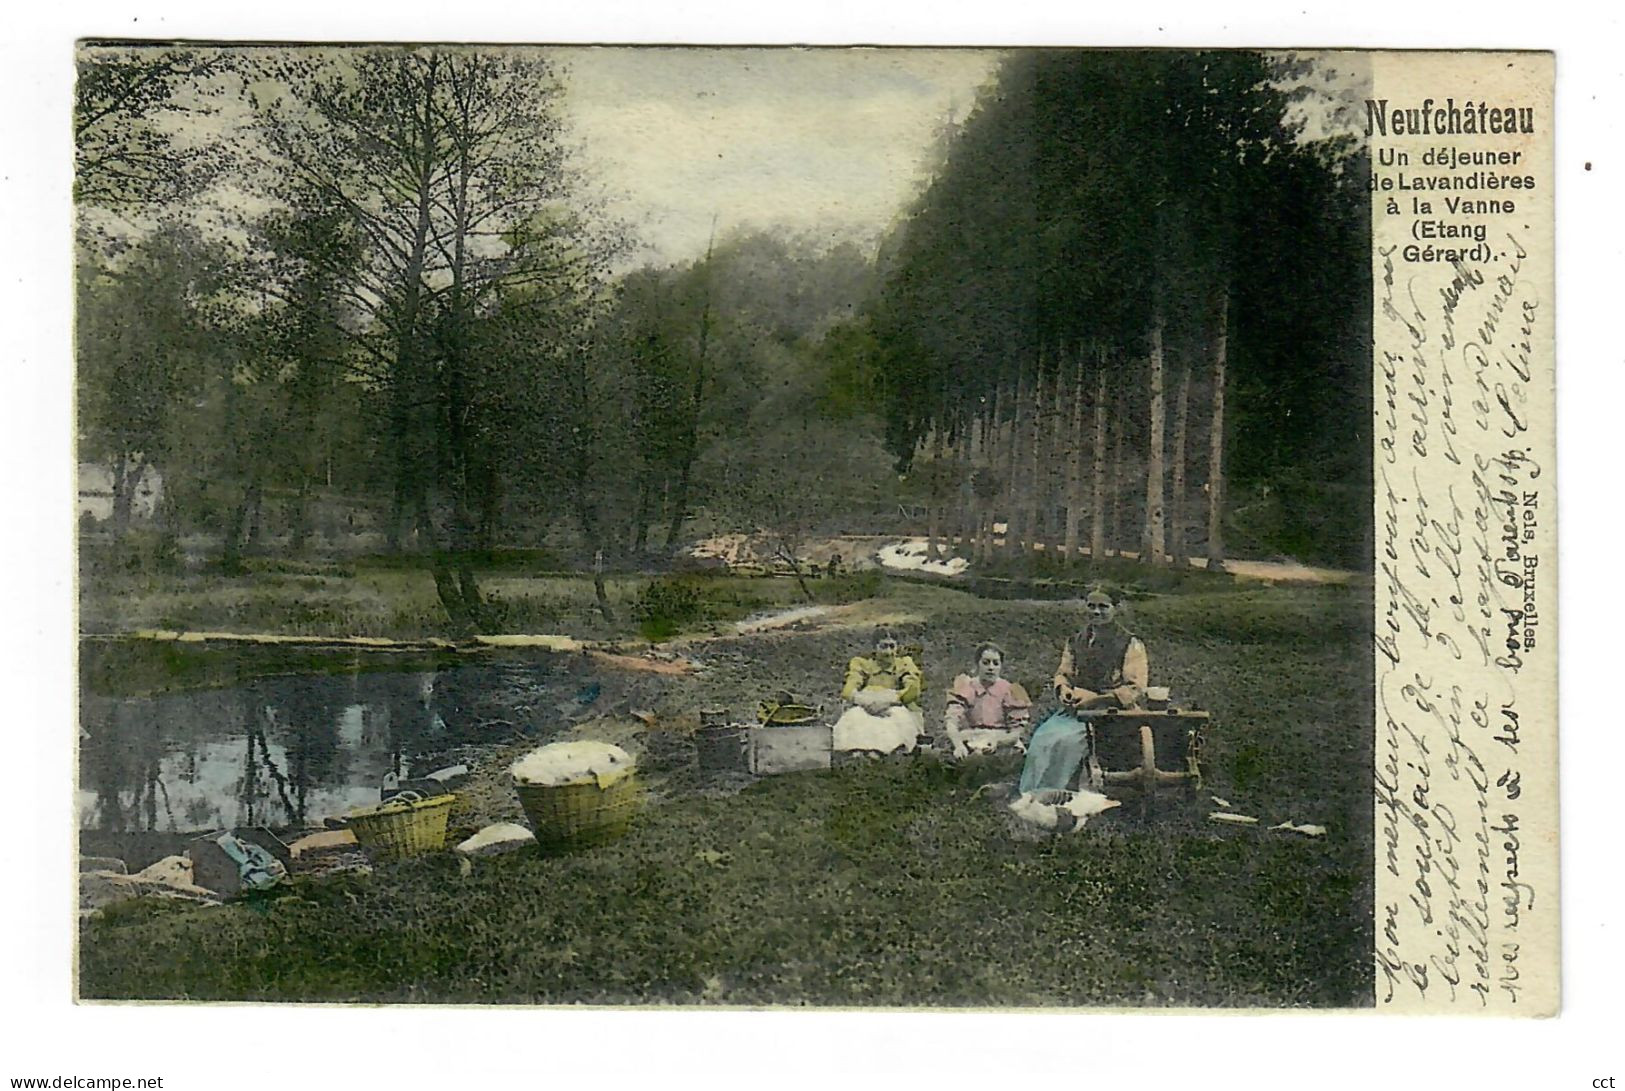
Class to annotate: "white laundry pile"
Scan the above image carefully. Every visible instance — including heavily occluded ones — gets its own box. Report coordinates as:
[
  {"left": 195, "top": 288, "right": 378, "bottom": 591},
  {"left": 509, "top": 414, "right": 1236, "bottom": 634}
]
[
  {"left": 511, "top": 741, "right": 635, "bottom": 787},
  {"left": 832, "top": 696, "right": 923, "bottom": 754},
  {"left": 1008, "top": 788, "right": 1121, "bottom": 832},
  {"left": 876, "top": 540, "right": 970, "bottom": 577},
  {"left": 955, "top": 728, "right": 1025, "bottom": 756}
]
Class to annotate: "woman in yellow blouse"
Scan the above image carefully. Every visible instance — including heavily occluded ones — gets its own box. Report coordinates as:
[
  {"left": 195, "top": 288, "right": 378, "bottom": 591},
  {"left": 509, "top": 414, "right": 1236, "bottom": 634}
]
[{"left": 832, "top": 628, "right": 925, "bottom": 754}]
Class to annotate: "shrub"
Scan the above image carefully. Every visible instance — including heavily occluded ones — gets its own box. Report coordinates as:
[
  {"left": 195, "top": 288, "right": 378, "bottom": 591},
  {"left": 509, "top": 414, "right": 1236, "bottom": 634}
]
[{"left": 634, "top": 577, "right": 705, "bottom": 641}]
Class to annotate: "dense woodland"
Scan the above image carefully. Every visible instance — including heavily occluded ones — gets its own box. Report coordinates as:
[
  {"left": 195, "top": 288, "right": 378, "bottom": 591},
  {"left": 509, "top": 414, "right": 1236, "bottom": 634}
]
[{"left": 76, "top": 46, "right": 1370, "bottom": 631}]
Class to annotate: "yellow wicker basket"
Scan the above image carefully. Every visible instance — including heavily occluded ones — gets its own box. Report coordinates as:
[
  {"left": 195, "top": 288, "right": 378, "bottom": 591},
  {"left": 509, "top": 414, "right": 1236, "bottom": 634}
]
[
  {"left": 515, "top": 766, "right": 642, "bottom": 852},
  {"left": 346, "top": 793, "right": 455, "bottom": 860}
]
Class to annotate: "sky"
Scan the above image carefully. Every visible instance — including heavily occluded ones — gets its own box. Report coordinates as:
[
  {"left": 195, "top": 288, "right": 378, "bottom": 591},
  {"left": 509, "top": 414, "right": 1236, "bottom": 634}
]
[{"left": 554, "top": 47, "right": 1003, "bottom": 267}]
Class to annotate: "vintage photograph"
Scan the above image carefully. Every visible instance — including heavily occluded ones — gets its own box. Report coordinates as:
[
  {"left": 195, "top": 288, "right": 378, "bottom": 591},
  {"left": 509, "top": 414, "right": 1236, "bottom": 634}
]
[{"left": 73, "top": 43, "right": 1379, "bottom": 1006}]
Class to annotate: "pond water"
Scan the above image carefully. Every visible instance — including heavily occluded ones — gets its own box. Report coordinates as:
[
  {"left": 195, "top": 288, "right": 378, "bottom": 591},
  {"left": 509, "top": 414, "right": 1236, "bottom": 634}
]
[{"left": 78, "top": 654, "right": 572, "bottom": 834}]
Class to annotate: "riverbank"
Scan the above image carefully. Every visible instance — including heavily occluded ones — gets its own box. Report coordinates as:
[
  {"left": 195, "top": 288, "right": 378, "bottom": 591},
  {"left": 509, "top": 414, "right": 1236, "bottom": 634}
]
[
  {"left": 79, "top": 579, "right": 1375, "bottom": 1007},
  {"left": 79, "top": 542, "right": 1351, "bottom": 647}
]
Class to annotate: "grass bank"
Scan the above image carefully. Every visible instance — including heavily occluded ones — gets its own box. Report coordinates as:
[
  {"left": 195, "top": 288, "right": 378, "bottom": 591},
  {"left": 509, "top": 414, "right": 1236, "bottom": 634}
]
[
  {"left": 79, "top": 580, "right": 1373, "bottom": 1007},
  {"left": 80, "top": 756, "right": 1363, "bottom": 1007},
  {"left": 79, "top": 554, "right": 883, "bottom": 644}
]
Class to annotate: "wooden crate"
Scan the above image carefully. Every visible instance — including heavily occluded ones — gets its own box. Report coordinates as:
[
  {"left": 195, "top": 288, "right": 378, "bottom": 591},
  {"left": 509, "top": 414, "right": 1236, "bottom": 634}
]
[{"left": 750, "top": 722, "right": 833, "bottom": 775}]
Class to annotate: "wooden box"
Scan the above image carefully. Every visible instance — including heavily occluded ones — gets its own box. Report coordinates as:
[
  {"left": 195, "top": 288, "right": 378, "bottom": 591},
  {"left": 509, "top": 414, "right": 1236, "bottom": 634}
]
[{"left": 749, "top": 723, "right": 832, "bottom": 775}]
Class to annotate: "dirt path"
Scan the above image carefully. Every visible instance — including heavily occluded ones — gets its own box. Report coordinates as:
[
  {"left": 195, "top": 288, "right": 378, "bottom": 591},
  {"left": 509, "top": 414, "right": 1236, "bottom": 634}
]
[
  {"left": 694, "top": 532, "right": 1354, "bottom": 586},
  {"left": 878, "top": 536, "right": 1353, "bottom": 585}
]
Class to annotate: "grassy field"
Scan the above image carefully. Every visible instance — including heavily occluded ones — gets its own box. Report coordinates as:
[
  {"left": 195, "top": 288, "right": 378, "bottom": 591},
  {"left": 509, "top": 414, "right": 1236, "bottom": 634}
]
[{"left": 78, "top": 577, "right": 1373, "bottom": 1007}]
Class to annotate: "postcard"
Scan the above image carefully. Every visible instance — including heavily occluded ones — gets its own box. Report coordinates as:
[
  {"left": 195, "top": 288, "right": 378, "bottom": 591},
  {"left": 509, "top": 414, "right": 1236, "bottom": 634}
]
[{"left": 69, "top": 43, "right": 1555, "bottom": 1016}]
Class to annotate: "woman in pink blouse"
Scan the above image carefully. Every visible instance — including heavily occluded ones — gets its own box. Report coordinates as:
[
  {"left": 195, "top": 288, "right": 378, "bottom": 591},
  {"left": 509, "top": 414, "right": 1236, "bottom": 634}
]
[{"left": 943, "top": 642, "right": 1032, "bottom": 757}]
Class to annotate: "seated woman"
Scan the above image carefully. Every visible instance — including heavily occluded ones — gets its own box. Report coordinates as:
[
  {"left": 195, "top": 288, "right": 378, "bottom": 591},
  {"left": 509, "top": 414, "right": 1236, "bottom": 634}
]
[
  {"left": 943, "top": 642, "right": 1032, "bottom": 757},
  {"left": 1017, "top": 590, "right": 1149, "bottom": 793},
  {"left": 832, "top": 628, "right": 924, "bottom": 754}
]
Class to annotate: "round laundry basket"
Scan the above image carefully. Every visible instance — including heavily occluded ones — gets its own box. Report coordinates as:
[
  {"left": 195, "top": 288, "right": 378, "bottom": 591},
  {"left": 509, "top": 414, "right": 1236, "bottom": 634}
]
[
  {"left": 514, "top": 767, "right": 642, "bottom": 851},
  {"left": 346, "top": 793, "right": 455, "bottom": 860}
]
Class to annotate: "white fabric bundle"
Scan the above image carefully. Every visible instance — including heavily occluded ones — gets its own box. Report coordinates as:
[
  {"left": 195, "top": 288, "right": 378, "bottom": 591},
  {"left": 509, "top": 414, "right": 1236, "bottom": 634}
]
[
  {"left": 1008, "top": 789, "right": 1120, "bottom": 831},
  {"left": 510, "top": 740, "right": 635, "bottom": 787}
]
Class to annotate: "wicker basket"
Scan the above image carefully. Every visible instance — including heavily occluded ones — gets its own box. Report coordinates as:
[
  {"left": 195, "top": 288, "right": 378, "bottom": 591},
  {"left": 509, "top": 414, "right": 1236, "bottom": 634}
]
[
  {"left": 346, "top": 793, "right": 455, "bottom": 860},
  {"left": 515, "top": 766, "right": 642, "bottom": 852}
]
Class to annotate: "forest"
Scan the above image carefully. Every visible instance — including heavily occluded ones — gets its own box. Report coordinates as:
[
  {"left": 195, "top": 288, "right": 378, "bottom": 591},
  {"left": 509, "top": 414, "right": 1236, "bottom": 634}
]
[{"left": 76, "top": 46, "right": 1370, "bottom": 633}]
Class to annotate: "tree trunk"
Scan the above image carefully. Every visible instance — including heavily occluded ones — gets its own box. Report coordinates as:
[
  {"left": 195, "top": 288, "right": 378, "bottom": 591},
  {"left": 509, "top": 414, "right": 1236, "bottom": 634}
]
[
  {"left": 1090, "top": 360, "right": 1107, "bottom": 563},
  {"left": 926, "top": 424, "right": 944, "bottom": 559},
  {"left": 109, "top": 455, "right": 142, "bottom": 539},
  {"left": 1064, "top": 353, "right": 1086, "bottom": 563},
  {"left": 441, "top": 75, "right": 491, "bottom": 633},
  {"left": 221, "top": 478, "right": 260, "bottom": 576},
  {"left": 593, "top": 549, "right": 615, "bottom": 622},
  {"left": 977, "top": 392, "right": 999, "bottom": 563},
  {"left": 663, "top": 395, "right": 701, "bottom": 552},
  {"left": 1170, "top": 357, "right": 1191, "bottom": 568},
  {"left": 1207, "top": 290, "right": 1229, "bottom": 571},
  {"left": 289, "top": 475, "right": 313, "bottom": 555},
  {"left": 566, "top": 338, "right": 617, "bottom": 625},
  {"left": 1046, "top": 364, "right": 1067, "bottom": 560},
  {"left": 1002, "top": 371, "right": 1024, "bottom": 558},
  {"left": 1023, "top": 361, "right": 1043, "bottom": 558},
  {"left": 955, "top": 414, "right": 968, "bottom": 559},
  {"left": 664, "top": 228, "right": 718, "bottom": 553},
  {"left": 1109, "top": 388, "right": 1125, "bottom": 557},
  {"left": 630, "top": 478, "right": 652, "bottom": 555},
  {"left": 387, "top": 474, "right": 409, "bottom": 553},
  {"left": 412, "top": 490, "right": 482, "bottom": 637},
  {"left": 245, "top": 486, "right": 265, "bottom": 549},
  {"left": 386, "top": 56, "right": 442, "bottom": 588},
  {"left": 951, "top": 419, "right": 970, "bottom": 557},
  {"left": 1142, "top": 314, "right": 1167, "bottom": 565},
  {"left": 476, "top": 459, "right": 501, "bottom": 553}
]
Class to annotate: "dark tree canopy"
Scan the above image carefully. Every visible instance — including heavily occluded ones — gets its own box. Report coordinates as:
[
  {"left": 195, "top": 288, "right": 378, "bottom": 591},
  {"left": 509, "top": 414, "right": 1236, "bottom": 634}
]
[{"left": 868, "top": 49, "right": 1369, "bottom": 562}]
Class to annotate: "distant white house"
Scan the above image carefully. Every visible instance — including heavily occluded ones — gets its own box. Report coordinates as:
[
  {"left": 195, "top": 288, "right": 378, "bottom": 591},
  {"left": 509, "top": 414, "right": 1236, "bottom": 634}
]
[{"left": 77, "top": 462, "right": 163, "bottom": 523}]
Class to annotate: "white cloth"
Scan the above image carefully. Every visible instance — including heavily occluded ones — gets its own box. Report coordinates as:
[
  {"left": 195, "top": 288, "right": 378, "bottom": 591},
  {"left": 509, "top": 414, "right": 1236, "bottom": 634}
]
[
  {"left": 832, "top": 705, "right": 923, "bottom": 753},
  {"left": 949, "top": 726, "right": 1026, "bottom": 757}
]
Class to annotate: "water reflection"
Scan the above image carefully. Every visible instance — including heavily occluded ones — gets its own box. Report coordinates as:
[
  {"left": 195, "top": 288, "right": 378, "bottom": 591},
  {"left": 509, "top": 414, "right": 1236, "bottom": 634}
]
[{"left": 79, "top": 663, "right": 556, "bottom": 833}]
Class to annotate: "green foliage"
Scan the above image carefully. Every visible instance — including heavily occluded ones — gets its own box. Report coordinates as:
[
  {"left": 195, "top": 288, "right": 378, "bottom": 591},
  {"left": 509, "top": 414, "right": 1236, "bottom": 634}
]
[
  {"left": 633, "top": 576, "right": 706, "bottom": 641},
  {"left": 812, "top": 569, "right": 884, "bottom": 605},
  {"left": 75, "top": 223, "right": 231, "bottom": 476},
  {"left": 73, "top": 48, "right": 1367, "bottom": 596}
]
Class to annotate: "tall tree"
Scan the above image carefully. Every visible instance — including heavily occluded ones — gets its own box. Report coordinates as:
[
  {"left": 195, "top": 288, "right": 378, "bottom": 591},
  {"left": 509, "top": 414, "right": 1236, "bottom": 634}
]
[
  {"left": 1089, "top": 361, "right": 1107, "bottom": 561},
  {"left": 1064, "top": 352, "right": 1086, "bottom": 563},
  {"left": 1170, "top": 353, "right": 1192, "bottom": 567},
  {"left": 662, "top": 223, "right": 719, "bottom": 553},
  {"left": 1142, "top": 314, "right": 1167, "bottom": 564},
  {"left": 247, "top": 47, "right": 608, "bottom": 630},
  {"left": 1206, "top": 291, "right": 1230, "bottom": 571}
]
